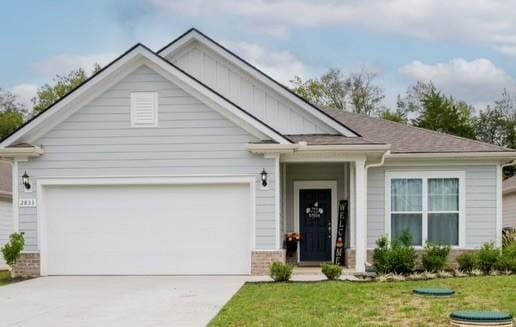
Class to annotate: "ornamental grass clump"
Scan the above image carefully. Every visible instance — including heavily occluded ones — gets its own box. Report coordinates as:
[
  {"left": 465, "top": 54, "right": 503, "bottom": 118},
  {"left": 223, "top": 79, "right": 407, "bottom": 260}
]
[
  {"left": 269, "top": 262, "right": 293, "bottom": 282},
  {"left": 321, "top": 263, "right": 342, "bottom": 280}
]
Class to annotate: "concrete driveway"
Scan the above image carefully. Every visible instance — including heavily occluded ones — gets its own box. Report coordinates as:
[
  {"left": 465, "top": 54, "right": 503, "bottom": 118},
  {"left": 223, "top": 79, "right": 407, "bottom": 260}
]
[{"left": 0, "top": 276, "right": 247, "bottom": 327}]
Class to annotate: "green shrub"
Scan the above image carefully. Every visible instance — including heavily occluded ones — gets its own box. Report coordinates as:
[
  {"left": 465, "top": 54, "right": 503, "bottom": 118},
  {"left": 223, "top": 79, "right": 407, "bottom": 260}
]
[
  {"left": 1, "top": 232, "right": 25, "bottom": 277},
  {"left": 421, "top": 243, "right": 450, "bottom": 272},
  {"left": 496, "top": 243, "right": 516, "bottom": 272},
  {"left": 321, "top": 264, "right": 342, "bottom": 280},
  {"left": 457, "top": 253, "right": 476, "bottom": 272},
  {"left": 269, "top": 262, "right": 293, "bottom": 282},
  {"left": 373, "top": 231, "right": 417, "bottom": 275},
  {"left": 476, "top": 242, "right": 500, "bottom": 273}
]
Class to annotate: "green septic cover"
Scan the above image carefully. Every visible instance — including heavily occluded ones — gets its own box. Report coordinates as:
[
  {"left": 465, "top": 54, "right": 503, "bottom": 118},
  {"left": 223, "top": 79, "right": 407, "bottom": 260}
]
[
  {"left": 413, "top": 288, "right": 455, "bottom": 296},
  {"left": 450, "top": 311, "right": 513, "bottom": 322}
]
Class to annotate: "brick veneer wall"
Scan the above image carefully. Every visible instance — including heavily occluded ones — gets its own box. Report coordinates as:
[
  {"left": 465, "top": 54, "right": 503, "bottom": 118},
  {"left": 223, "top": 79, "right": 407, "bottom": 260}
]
[
  {"left": 344, "top": 249, "right": 478, "bottom": 270},
  {"left": 251, "top": 250, "right": 286, "bottom": 275},
  {"left": 13, "top": 252, "right": 40, "bottom": 278}
]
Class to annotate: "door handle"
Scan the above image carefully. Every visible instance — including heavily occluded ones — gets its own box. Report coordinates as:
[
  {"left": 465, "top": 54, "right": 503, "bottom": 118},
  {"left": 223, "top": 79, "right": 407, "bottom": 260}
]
[{"left": 328, "top": 222, "right": 331, "bottom": 239}]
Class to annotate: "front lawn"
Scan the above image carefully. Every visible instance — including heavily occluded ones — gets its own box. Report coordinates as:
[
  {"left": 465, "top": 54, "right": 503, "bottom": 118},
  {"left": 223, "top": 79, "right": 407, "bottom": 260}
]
[
  {"left": 210, "top": 276, "right": 515, "bottom": 326},
  {"left": 0, "top": 270, "right": 11, "bottom": 286}
]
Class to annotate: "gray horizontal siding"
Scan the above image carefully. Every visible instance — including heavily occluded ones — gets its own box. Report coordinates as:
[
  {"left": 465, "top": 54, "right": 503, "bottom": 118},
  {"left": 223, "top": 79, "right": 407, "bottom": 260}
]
[
  {"left": 18, "top": 65, "right": 277, "bottom": 251},
  {"left": 367, "top": 165, "right": 498, "bottom": 248}
]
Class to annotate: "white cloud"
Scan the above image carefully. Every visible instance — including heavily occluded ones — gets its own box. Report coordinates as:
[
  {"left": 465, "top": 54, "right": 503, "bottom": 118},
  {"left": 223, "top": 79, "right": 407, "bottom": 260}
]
[
  {"left": 400, "top": 58, "right": 516, "bottom": 106},
  {"left": 148, "top": 0, "right": 516, "bottom": 56},
  {"left": 10, "top": 84, "right": 38, "bottom": 109},
  {"left": 222, "top": 41, "right": 309, "bottom": 84},
  {"left": 32, "top": 54, "right": 115, "bottom": 77}
]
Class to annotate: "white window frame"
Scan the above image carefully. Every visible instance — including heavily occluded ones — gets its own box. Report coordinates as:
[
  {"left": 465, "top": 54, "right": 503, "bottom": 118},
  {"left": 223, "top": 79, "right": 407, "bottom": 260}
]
[
  {"left": 385, "top": 171, "right": 466, "bottom": 248},
  {"left": 130, "top": 92, "right": 159, "bottom": 128}
]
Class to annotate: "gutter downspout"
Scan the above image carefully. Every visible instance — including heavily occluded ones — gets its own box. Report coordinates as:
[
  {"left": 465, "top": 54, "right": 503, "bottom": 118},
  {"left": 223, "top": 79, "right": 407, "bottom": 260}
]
[{"left": 362, "top": 150, "right": 390, "bottom": 269}]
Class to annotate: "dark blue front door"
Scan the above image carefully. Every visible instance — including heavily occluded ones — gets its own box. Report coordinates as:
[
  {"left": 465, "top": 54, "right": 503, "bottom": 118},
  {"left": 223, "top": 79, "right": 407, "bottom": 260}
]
[{"left": 299, "top": 189, "right": 332, "bottom": 262}]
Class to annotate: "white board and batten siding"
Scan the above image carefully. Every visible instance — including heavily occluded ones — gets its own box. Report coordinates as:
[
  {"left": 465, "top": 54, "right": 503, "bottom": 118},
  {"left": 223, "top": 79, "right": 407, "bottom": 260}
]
[
  {"left": 17, "top": 65, "right": 278, "bottom": 252},
  {"left": 167, "top": 41, "right": 337, "bottom": 135},
  {"left": 503, "top": 192, "right": 516, "bottom": 229},
  {"left": 367, "top": 165, "right": 498, "bottom": 248}
]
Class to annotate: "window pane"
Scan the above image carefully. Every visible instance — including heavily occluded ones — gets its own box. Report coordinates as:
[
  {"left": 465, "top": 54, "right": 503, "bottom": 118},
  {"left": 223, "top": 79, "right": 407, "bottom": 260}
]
[
  {"left": 428, "top": 178, "right": 459, "bottom": 211},
  {"left": 428, "top": 213, "right": 459, "bottom": 246},
  {"left": 391, "top": 179, "right": 422, "bottom": 212},
  {"left": 391, "top": 213, "right": 422, "bottom": 246}
]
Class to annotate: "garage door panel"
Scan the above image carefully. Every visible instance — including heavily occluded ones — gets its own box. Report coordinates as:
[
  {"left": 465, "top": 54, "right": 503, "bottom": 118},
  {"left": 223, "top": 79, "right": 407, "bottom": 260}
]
[{"left": 44, "top": 183, "right": 250, "bottom": 275}]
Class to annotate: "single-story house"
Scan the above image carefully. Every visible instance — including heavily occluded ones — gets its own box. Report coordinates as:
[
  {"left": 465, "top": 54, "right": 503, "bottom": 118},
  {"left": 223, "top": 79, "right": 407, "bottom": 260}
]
[
  {"left": 1, "top": 28, "right": 515, "bottom": 276},
  {"left": 0, "top": 161, "right": 13, "bottom": 270},
  {"left": 503, "top": 175, "right": 516, "bottom": 229}
]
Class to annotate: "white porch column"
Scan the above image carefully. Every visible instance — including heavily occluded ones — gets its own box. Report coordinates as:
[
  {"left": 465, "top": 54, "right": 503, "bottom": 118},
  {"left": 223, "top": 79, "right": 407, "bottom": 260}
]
[{"left": 354, "top": 159, "right": 367, "bottom": 273}]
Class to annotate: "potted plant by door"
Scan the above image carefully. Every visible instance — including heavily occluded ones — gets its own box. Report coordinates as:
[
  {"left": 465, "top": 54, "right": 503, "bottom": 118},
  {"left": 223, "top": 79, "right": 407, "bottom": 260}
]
[{"left": 285, "top": 232, "right": 301, "bottom": 257}]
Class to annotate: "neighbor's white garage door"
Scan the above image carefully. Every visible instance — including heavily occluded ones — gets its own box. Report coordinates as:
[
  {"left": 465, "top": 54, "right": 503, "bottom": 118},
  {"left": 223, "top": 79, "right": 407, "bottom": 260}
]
[{"left": 43, "top": 183, "right": 251, "bottom": 275}]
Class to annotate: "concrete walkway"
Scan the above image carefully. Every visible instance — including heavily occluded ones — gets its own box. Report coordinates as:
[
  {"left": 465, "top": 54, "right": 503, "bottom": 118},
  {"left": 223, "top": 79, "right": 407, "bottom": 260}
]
[{"left": 0, "top": 276, "right": 247, "bottom": 327}]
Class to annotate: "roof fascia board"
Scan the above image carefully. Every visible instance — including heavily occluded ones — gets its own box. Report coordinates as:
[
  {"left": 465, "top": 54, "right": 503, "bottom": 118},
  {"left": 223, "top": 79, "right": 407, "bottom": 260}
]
[
  {"left": 2, "top": 45, "right": 290, "bottom": 147},
  {"left": 158, "top": 30, "right": 359, "bottom": 137},
  {"left": 387, "top": 152, "right": 516, "bottom": 160},
  {"left": 248, "top": 143, "right": 391, "bottom": 154}
]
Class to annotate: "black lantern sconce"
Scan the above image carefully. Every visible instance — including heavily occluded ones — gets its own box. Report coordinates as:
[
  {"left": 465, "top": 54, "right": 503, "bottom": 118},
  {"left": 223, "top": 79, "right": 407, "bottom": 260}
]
[
  {"left": 22, "top": 171, "right": 31, "bottom": 191},
  {"left": 260, "top": 169, "right": 268, "bottom": 188}
]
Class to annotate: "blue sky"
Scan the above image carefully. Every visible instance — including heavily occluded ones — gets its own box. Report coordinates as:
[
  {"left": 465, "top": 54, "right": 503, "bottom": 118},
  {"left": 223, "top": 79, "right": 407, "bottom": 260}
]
[{"left": 2, "top": 0, "right": 516, "bottom": 111}]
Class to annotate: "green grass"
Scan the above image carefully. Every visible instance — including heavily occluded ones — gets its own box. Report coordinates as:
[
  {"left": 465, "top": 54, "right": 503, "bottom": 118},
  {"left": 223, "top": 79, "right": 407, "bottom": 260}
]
[
  {"left": 0, "top": 270, "right": 11, "bottom": 286},
  {"left": 210, "top": 276, "right": 516, "bottom": 327}
]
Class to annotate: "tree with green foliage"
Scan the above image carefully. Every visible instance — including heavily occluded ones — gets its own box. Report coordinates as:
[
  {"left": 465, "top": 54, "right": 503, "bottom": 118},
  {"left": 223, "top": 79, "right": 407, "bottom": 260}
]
[
  {"left": 32, "top": 64, "right": 101, "bottom": 114},
  {"left": 0, "top": 89, "right": 26, "bottom": 140},
  {"left": 413, "top": 89, "right": 476, "bottom": 139},
  {"left": 475, "top": 89, "right": 516, "bottom": 149},
  {"left": 290, "top": 68, "right": 385, "bottom": 116}
]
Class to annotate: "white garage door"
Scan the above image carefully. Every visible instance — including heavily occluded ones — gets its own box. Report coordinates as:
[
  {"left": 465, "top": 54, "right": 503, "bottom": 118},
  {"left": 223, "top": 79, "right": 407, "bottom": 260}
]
[{"left": 43, "top": 183, "right": 251, "bottom": 275}]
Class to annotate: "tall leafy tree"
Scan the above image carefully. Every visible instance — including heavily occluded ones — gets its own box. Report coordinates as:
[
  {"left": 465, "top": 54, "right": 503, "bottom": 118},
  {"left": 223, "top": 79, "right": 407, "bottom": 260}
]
[
  {"left": 290, "top": 68, "right": 385, "bottom": 115},
  {"left": 413, "top": 90, "right": 476, "bottom": 139},
  {"left": 32, "top": 64, "right": 101, "bottom": 114},
  {"left": 0, "top": 89, "right": 26, "bottom": 140}
]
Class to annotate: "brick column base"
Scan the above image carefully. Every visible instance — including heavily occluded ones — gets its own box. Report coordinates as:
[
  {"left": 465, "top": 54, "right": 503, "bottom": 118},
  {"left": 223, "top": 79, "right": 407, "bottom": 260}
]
[
  {"left": 251, "top": 250, "right": 286, "bottom": 275},
  {"left": 13, "top": 252, "right": 40, "bottom": 278}
]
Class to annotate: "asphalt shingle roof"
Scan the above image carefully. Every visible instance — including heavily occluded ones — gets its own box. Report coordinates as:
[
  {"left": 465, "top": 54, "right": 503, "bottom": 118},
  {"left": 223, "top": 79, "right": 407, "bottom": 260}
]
[
  {"left": 503, "top": 175, "right": 516, "bottom": 194},
  {"left": 318, "top": 107, "right": 513, "bottom": 154}
]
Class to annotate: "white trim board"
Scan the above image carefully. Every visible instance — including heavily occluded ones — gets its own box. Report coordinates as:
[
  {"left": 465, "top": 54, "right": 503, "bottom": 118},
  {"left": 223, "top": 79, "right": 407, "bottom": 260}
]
[
  {"left": 384, "top": 170, "right": 466, "bottom": 248},
  {"left": 293, "top": 180, "right": 338, "bottom": 263},
  {"left": 36, "top": 175, "right": 256, "bottom": 276},
  {"left": 158, "top": 29, "right": 358, "bottom": 138}
]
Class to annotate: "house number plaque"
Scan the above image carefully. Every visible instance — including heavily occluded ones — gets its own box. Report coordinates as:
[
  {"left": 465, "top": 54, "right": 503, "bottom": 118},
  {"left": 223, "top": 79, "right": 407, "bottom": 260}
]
[{"left": 19, "top": 198, "right": 37, "bottom": 208}]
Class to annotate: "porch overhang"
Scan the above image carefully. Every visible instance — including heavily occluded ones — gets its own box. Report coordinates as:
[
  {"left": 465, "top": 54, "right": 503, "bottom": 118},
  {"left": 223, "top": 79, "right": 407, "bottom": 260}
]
[{"left": 0, "top": 145, "right": 44, "bottom": 158}]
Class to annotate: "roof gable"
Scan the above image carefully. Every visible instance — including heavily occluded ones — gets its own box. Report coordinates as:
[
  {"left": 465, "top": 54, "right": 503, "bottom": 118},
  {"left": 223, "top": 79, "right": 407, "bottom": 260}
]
[
  {"left": 0, "top": 44, "right": 291, "bottom": 148},
  {"left": 158, "top": 28, "right": 359, "bottom": 137}
]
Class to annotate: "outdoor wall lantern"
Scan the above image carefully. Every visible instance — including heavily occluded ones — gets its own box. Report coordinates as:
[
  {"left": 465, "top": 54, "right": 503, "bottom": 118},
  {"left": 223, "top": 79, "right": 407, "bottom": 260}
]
[
  {"left": 22, "top": 171, "right": 31, "bottom": 191},
  {"left": 261, "top": 169, "right": 268, "bottom": 188}
]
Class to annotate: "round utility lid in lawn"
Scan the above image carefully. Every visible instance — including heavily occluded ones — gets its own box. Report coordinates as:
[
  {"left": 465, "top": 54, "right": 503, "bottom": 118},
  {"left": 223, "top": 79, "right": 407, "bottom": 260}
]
[
  {"left": 450, "top": 311, "right": 513, "bottom": 326},
  {"left": 413, "top": 288, "right": 455, "bottom": 297}
]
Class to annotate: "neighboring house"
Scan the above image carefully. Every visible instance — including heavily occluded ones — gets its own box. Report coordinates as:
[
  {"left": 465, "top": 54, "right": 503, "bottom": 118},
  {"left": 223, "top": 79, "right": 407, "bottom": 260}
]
[
  {"left": 0, "top": 162, "right": 13, "bottom": 270},
  {"left": 0, "top": 28, "right": 515, "bottom": 277},
  {"left": 503, "top": 176, "right": 516, "bottom": 229}
]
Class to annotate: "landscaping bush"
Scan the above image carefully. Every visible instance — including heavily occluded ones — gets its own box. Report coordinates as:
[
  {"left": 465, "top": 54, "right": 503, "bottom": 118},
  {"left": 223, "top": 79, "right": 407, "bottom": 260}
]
[
  {"left": 496, "top": 243, "right": 516, "bottom": 273},
  {"left": 1, "top": 232, "right": 25, "bottom": 278},
  {"left": 373, "top": 231, "right": 417, "bottom": 275},
  {"left": 502, "top": 228, "right": 515, "bottom": 248},
  {"left": 269, "top": 262, "right": 293, "bottom": 282},
  {"left": 476, "top": 242, "right": 500, "bottom": 273},
  {"left": 321, "top": 264, "right": 342, "bottom": 280},
  {"left": 457, "top": 253, "right": 476, "bottom": 273},
  {"left": 421, "top": 243, "right": 451, "bottom": 272}
]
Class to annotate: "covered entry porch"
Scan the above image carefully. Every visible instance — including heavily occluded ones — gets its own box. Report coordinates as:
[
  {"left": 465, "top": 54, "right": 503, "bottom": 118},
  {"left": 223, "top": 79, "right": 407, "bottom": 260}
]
[{"left": 251, "top": 141, "right": 390, "bottom": 273}]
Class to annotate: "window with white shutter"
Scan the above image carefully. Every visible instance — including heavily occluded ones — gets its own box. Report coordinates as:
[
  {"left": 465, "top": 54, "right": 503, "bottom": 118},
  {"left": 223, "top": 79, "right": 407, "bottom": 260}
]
[{"left": 130, "top": 92, "right": 158, "bottom": 127}]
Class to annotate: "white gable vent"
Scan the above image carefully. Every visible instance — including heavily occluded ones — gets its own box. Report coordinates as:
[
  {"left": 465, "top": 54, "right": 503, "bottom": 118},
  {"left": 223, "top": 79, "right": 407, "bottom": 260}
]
[{"left": 131, "top": 92, "right": 158, "bottom": 127}]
